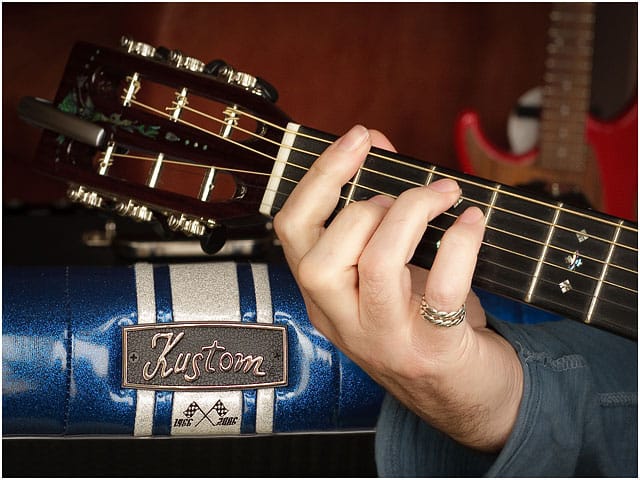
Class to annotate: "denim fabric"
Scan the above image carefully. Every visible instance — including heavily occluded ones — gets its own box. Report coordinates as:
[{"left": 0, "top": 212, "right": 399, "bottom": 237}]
[{"left": 375, "top": 316, "right": 637, "bottom": 477}]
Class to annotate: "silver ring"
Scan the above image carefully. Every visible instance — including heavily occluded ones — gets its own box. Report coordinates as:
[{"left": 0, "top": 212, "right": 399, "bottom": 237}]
[{"left": 420, "top": 296, "right": 466, "bottom": 327}]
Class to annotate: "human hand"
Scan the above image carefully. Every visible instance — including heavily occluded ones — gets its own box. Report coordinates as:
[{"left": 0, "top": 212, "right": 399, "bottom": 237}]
[{"left": 274, "top": 125, "right": 523, "bottom": 452}]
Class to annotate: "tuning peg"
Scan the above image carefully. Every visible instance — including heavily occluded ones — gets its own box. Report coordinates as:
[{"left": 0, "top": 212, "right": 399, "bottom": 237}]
[
  {"left": 204, "top": 59, "right": 278, "bottom": 103},
  {"left": 169, "top": 49, "right": 205, "bottom": 72},
  {"left": 67, "top": 185, "right": 107, "bottom": 209},
  {"left": 120, "top": 36, "right": 156, "bottom": 58},
  {"left": 115, "top": 200, "right": 154, "bottom": 222}
]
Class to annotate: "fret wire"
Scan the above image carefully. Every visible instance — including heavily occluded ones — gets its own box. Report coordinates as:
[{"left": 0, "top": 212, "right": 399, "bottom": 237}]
[
  {"left": 344, "top": 165, "right": 363, "bottom": 206},
  {"left": 484, "top": 185, "right": 500, "bottom": 226},
  {"left": 110, "top": 100, "right": 639, "bottom": 280},
  {"left": 526, "top": 204, "right": 563, "bottom": 303},
  {"left": 366, "top": 152, "right": 637, "bottom": 238},
  {"left": 586, "top": 221, "right": 624, "bottom": 323},
  {"left": 124, "top": 98, "right": 638, "bottom": 258}
]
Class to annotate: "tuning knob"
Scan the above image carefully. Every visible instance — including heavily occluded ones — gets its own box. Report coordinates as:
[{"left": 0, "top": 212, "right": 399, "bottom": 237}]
[
  {"left": 120, "top": 36, "right": 156, "bottom": 58},
  {"left": 67, "top": 185, "right": 106, "bottom": 209},
  {"left": 166, "top": 214, "right": 207, "bottom": 236},
  {"left": 115, "top": 200, "right": 154, "bottom": 222},
  {"left": 204, "top": 60, "right": 278, "bottom": 102},
  {"left": 168, "top": 50, "right": 205, "bottom": 72}
]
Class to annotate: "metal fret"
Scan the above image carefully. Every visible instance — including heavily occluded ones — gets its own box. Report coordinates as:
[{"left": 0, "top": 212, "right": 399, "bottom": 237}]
[
  {"left": 344, "top": 166, "right": 363, "bottom": 206},
  {"left": 484, "top": 184, "right": 501, "bottom": 226},
  {"left": 526, "top": 203, "right": 563, "bottom": 303},
  {"left": 586, "top": 220, "right": 624, "bottom": 323},
  {"left": 424, "top": 168, "right": 434, "bottom": 186}
]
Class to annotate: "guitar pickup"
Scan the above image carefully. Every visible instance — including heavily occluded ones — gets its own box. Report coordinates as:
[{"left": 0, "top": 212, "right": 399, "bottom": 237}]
[{"left": 17, "top": 96, "right": 106, "bottom": 148}]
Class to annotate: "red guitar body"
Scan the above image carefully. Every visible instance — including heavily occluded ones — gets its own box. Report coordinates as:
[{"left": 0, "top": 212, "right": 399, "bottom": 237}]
[{"left": 455, "top": 102, "right": 638, "bottom": 221}]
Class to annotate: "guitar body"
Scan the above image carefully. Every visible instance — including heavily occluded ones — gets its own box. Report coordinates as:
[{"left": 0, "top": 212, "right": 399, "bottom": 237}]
[{"left": 455, "top": 102, "right": 638, "bottom": 221}]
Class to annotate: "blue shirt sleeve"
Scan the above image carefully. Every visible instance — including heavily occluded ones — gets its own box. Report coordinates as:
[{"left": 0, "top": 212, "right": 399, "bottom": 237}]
[{"left": 375, "top": 316, "right": 637, "bottom": 477}]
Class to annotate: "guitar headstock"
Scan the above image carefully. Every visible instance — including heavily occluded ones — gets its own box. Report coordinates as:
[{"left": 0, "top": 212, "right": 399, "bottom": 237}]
[{"left": 22, "top": 37, "right": 291, "bottom": 252}]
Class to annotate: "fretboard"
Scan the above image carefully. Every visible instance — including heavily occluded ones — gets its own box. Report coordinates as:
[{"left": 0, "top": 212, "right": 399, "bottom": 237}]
[
  {"left": 260, "top": 123, "right": 638, "bottom": 340},
  {"left": 539, "top": 2, "right": 595, "bottom": 172}
]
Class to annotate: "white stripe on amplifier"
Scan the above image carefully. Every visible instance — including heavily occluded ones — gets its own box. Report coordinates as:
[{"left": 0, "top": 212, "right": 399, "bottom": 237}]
[
  {"left": 251, "top": 264, "right": 275, "bottom": 434},
  {"left": 133, "top": 263, "right": 156, "bottom": 437},
  {"left": 169, "top": 262, "right": 242, "bottom": 435},
  {"left": 259, "top": 122, "right": 301, "bottom": 217},
  {"left": 169, "top": 262, "right": 241, "bottom": 323},
  {"left": 252, "top": 264, "right": 274, "bottom": 325}
]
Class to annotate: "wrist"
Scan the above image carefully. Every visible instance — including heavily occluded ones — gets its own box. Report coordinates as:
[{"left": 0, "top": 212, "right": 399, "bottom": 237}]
[{"left": 378, "top": 326, "right": 524, "bottom": 453}]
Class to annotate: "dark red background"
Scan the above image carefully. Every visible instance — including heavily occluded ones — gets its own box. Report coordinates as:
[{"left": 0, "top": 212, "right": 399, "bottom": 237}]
[{"left": 4, "top": 3, "right": 635, "bottom": 205}]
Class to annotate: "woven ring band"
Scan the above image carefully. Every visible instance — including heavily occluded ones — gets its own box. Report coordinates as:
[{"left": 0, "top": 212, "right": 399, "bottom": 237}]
[{"left": 419, "top": 296, "right": 466, "bottom": 327}]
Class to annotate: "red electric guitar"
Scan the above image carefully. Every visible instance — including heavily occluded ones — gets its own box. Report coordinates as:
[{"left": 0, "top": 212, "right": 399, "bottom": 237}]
[{"left": 455, "top": 3, "right": 637, "bottom": 221}]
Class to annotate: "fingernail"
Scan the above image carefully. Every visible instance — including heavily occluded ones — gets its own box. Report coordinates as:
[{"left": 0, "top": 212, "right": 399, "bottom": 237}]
[
  {"left": 335, "top": 125, "right": 370, "bottom": 151},
  {"left": 428, "top": 178, "right": 459, "bottom": 193},
  {"left": 458, "top": 206, "right": 484, "bottom": 224}
]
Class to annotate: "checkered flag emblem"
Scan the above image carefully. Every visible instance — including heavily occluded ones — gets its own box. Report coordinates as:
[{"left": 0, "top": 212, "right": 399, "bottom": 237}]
[
  {"left": 183, "top": 402, "right": 200, "bottom": 418},
  {"left": 213, "top": 399, "right": 228, "bottom": 417}
]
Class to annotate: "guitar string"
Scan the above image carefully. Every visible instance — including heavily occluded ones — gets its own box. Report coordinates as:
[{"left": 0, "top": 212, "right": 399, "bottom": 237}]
[
  {"left": 101, "top": 159, "right": 638, "bottom": 307},
  {"left": 182, "top": 100, "right": 639, "bottom": 263},
  {"left": 118, "top": 97, "right": 639, "bottom": 282},
  {"left": 108, "top": 148, "right": 638, "bottom": 296},
  {"left": 128, "top": 95, "right": 637, "bottom": 250},
  {"left": 470, "top": 263, "right": 636, "bottom": 317},
  {"left": 121, "top": 97, "right": 638, "bottom": 282},
  {"left": 194, "top": 100, "right": 638, "bottom": 256},
  {"left": 213, "top": 103, "right": 639, "bottom": 251},
  {"left": 233, "top": 107, "right": 637, "bottom": 238},
  {"left": 117, "top": 145, "right": 637, "bottom": 278},
  {"left": 108, "top": 146, "right": 637, "bottom": 281}
]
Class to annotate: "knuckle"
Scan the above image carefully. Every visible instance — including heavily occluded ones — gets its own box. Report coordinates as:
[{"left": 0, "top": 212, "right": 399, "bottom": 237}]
[
  {"left": 297, "top": 254, "right": 332, "bottom": 293},
  {"left": 273, "top": 210, "right": 302, "bottom": 243}
]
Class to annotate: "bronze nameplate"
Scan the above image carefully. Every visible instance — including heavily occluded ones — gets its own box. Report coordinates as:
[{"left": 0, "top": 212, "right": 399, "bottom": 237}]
[{"left": 122, "top": 322, "right": 287, "bottom": 390}]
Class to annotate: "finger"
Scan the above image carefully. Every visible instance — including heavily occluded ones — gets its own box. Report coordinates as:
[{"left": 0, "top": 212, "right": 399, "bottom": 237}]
[
  {"left": 274, "top": 125, "right": 371, "bottom": 267},
  {"left": 297, "top": 196, "right": 393, "bottom": 331},
  {"left": 356, "top": 180, "right": 463, "bottom": 327},
  {"left": 369, "top": 129, "right": 397, "bottom": 152},
  {"left": 422, "top": 206, "right": 485, "bottom": 320}
]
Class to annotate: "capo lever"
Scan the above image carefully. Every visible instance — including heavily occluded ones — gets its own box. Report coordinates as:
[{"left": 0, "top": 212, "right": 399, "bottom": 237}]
[{"left": 18, "top": 96, "right": 106, "bottom": 148}]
